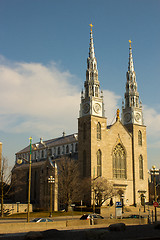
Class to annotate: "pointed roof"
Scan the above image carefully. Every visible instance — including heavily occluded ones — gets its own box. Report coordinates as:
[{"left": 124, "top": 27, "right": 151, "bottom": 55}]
[
  {"left": 128, "top": 40, "right": 135, "bottom": 73},
  {"left": 89, "top": 23, "right": 95, "bottom": 59}
]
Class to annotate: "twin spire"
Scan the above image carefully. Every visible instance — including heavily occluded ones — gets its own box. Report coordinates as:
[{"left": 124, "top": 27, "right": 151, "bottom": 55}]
[{"left": 80, "top": 24, "right": 143, "bottom": 125}]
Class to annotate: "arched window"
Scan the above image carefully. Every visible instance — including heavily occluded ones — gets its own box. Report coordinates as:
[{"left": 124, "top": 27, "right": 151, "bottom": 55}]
[
  {"left": 97, "top": 122, "right": 101, "bottom": 140},
  {"left": 138, "top": 130, "right": 142, "bottom": 146},
  {"left": 139, "top": 155, "right": 143, "bottom": 179},
  {"left": 41, "top": 150, "right": 44, "bottom": 158},
  {"left": 95, "top": 86, "right": 98, "bottom": 97},
  {"left": 83, "top": 123, "right": 86, "bottom": 140},
  {"left": 66, "top": 145, "right": 69, "bottom": 154},
  {"left": 83, "top": 150, "right": 86, "bottom": 177},
  {"left": 75, "top": 143, "right": 78, "bottom": 152},
  {"left": 113, "top": 143, "right": 126, "bottom": 179},
  {"left": 58, "top": 147, "right": 60, "bottom": 155},
  {"left": 71, "top": 143, "right": 74, "bottom": 152},
  {"left": 97, "top": 150, "right": 102, "bottom": 177}
]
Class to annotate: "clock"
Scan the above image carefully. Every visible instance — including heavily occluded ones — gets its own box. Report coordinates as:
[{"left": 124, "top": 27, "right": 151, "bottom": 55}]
[
  {"left": 93, "top": 103, "right": 101, "bottom": 113},
  {"left": 124, "top": 113, "right": 131, "bottom": 122},
  {"left": 83, "top": 103, "right": 90, "bottom": 114},
  {"left": 135, "top": 113, "right": 141, "bottom": 122}
]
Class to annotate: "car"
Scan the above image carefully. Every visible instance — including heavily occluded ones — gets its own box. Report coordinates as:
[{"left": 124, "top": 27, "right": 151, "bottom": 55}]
[
  {"left": 30, "top": 218, "right": 53, "bottom": 222},
  {"left": 123, "top": 214, "right": 144, "bottom": 219},
  {"left": 80, "top": 214, "right": 104, "bottom": 220}
]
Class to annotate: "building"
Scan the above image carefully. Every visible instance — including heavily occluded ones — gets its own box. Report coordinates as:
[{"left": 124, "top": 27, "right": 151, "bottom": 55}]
[
  {"left": 12, "top": 134, "right": 78, "bottom": 209},
  {"left": 78, "top": 25, "right": 148, "bottom": 206},
  {"left": 12, "top": 25, "right": 148, "bottom": 209}
]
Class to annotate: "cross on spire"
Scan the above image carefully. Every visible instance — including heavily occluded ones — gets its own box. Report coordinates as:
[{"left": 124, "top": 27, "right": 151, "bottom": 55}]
[{"left": 89, "top": 23, "right": 93, "bottom": 32}]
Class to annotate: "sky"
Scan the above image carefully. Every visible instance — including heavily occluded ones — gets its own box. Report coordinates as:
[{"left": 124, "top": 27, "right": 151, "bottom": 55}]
[{"left": 0, "top": 0, "right": 159, "bottom": 170}]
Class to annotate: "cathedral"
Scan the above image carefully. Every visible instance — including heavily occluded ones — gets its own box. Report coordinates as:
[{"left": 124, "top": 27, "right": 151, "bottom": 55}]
[
  {"left": 78, "top": 24, "right": 148, "bottom": 206},
  {"left": 13, "top": 25, "right": 148, "bottom": 209}
]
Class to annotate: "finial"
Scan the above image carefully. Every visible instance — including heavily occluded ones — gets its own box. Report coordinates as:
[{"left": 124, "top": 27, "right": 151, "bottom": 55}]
[
  {"left": 129, "top": 40, "right": 132, "bottom": 48},
  {"left": 89, "top": 23, "right": 93, "bottom": 32},
  {"left": 62, "top": 131, "right": 66, "bottom": 137},
  {"left": 116, "top": 109, "right": 120, "bottom": 121}
]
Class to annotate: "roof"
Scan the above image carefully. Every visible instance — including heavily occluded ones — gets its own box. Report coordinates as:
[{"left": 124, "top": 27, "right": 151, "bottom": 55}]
[{"left": 16, "top": 133, "right": 78, "bottom": 154}]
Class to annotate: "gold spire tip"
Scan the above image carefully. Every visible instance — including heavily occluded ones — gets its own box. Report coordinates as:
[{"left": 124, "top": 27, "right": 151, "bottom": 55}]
[
  {"left": 89, "top": 23, "right": 93, "bottom": 32},
  {"left": 129, "top": 40, "right": 132, "bottom": 48}
]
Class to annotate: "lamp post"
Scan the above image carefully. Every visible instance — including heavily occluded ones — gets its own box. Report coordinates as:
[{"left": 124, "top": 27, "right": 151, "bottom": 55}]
[
  {"left": 121, "top": 194, "right": 124, "bottom": 213},
  {"left": 48, "top": 176, "right": 55, "bottom": 217},
  {"left": 27, "top": 137, "right": 32, "bottom": 223},
  {"left": 17, "top": 137, "right": 32, "bottom": 223},
  {"left": 150, "top": 165, "right": 159, "bottom": 222}
]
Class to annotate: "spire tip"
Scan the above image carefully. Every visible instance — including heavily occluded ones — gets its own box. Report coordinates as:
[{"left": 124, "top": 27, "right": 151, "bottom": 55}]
[
  {"left": 89, "top": 23, "right": 93, "bottom": 32},
  {"left": 129, "top": 40, "right": 132, "bottom": 48}
]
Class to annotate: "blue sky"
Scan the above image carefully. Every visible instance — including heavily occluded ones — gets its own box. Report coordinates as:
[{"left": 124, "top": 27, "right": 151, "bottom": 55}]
[{"left": 0, "top": 0, "right": 159, "bottom": 169}]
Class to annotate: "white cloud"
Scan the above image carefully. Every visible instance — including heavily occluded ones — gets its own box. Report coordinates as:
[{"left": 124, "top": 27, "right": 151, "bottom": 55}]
[
  {"left": 143, "top": 105, "right": 160, "bottom": 137},
  {"left": 0, "top": 55, "right": 159, "bottom": 151},
  {"left": 103, "top": 90, "right": 121, "bottom": 125},
  {"left": 0, "top": 57, "right": 120, "bottom": 138}
]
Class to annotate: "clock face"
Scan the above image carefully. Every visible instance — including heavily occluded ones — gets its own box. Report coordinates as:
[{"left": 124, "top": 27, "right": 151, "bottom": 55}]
[
  {"left": 135, "top": 113, "right": 141, "bottom": 122},
  {"left": 93, "top": 103, "right": 101, "bottom": 113},
  {"left": 83, "top": 103, "right": 90, "bottom": 114},
  {"left": 124, "top": 113, "right": 131, "bottom": 122}
]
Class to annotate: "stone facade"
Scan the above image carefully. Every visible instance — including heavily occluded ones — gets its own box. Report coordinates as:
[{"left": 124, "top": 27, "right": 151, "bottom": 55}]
[{"left": 78, "top": 26, "right": 148, "bottom": 206}]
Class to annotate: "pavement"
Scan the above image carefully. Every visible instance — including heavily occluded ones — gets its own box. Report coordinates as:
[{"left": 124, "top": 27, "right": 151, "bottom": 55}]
[
  {"left": 0, "top": 205, "right": 160, "bottom": 239},
  {"left": 1, "top": 224, "right": 160, "bottom": 240}
]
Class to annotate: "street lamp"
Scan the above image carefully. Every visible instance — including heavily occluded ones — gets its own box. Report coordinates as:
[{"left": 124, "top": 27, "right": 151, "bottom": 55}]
[
  {"left": 150, "top": 165, "right": 159, "bottom": 222},
  {"left": 48, "top": 176, "right": 55, "bottom": 217},
  {"left": 121, "top": 194, "right": 124, "bottom": 213},
  {"left": 17, "top": 137, "right": 32, "bottom": 223},
  {"left": 150, "top": 166, "right": 159, "bottom": 202}
]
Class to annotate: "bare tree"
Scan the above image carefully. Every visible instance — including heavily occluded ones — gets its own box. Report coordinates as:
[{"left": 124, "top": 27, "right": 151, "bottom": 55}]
[
  {"left": 58, "top": 157, "right": 82, "bottom": 211},
  {"left": 0, "top": 156, "right": 12, "bottom": 217},
  {"left": 92, "top": 177, "right": 116, "bottom": 207}
]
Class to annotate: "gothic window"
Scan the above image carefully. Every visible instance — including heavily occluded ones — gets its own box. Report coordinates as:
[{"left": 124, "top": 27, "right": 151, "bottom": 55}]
[
  {"left": 95, "top": 87, "right": 98, "bottom": 97},
  {"left": 41, "top": 150, "right": 44, "bottom": 158},
  {"left": 34, "top": 171, "right": 37, "bottom": 199},
  {"left": 138, "top": 130, "right": 142, "bottom": 146},
  {"left": 113, "top": 144, "right": 126, "bottom": 179},
  {"left": 75, "top": 143, "right": 78, "bottom": 152},
  {"left": 97, "top": 122, "right": 101, "bottom": 140},
  {"left": 83, "top": 150, "right": 87, "bottom": 177},
  {"left": 83, "top": 123, "right": 86, "bottom": 140},
  {"left": 62, "top": 145, "right": 65, "bottom": 154},
  {"left": 66, "top": 145, "right": 69, "bottom": 154},
  {"left": 139, "top": 155, "right": 143, "bottom": 179},
  {"left": 97, "top": 150, "right": 102, "bottom": 177},
  {"left": 71, "top": 143, "right": 73, "bottom": 152},
  {"left": 86, "top": 86, "right": 89, "bottom": 97},
  {"left": 58, "top": 147, "right": 60, "bottom": 155}
]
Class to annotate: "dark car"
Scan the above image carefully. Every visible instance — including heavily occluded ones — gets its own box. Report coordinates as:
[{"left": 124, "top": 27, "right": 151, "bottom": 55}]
[
  {"left": 30, "top": 218, "right": 53, "bottom": 222},
  {"left": 123, "top": 214, "right": 144, "bottom": 219},
  {"left": 80, "top": 214, "right": 104, "bottom": 220}
]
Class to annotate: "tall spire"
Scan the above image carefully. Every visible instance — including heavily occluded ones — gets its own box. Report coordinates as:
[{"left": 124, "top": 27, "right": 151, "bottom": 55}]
[
  {"left": 79, "top": 24, "right": 105, "bottom": 118},
  {"left": 128, "top": 40, "right": 134, "bottom": 73},
  {"left": 85, "top": 23, "right": 99, "bottom": 98},
  {"left": 89, "top": 23, "right": 95, "bottom": 59},
  {"left": 122, "top": 41, "right": 144, "bottom": 125}
]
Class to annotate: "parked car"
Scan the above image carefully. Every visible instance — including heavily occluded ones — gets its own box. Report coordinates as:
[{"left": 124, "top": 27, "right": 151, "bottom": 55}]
[
  {"left": 123, "top": 214, "right": 144, "bottom": 219},
  {"left": 80, "top": 214, "right": 104, "bottom": 220},
  {"left": 30, "top": 218, "right": 53, "bottom": 222}
]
